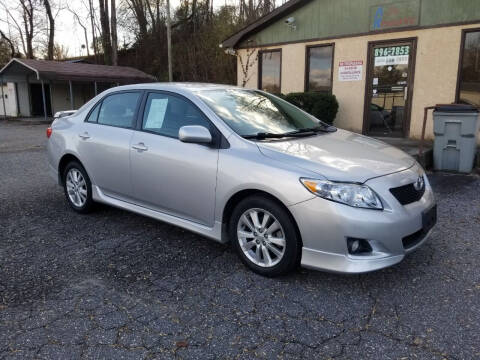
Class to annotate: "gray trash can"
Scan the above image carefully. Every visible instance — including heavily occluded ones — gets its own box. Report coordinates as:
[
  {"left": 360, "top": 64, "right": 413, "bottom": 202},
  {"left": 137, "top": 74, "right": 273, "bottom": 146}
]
[{"left": 433, "top": 105, "right": 479, "bottom": 173}]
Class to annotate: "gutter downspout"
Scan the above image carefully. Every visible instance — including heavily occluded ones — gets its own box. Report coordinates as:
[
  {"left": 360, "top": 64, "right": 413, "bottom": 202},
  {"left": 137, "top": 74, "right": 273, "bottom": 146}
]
[
  {"left": 69, "top": 80, "right": 74, "bottom": 109},
  {"left": 1, "top": 76, "right": 6, "bottom": 120}
]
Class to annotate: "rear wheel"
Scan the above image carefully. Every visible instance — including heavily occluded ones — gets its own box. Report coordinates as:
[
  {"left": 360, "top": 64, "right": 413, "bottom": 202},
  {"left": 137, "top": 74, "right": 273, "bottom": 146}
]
[
  {"left": 62, "top": 161, "right": 94, "bottom": 213},
  {"left": 229, "top": 195, "right": 301, "bottom": 276}
]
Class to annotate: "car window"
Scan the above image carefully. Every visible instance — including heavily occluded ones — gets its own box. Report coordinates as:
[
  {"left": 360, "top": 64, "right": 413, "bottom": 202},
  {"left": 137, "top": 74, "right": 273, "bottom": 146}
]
[
  {"left": 142, "top": 92, "right": 211, "bottom": 138},
  {"left": 86, "top": 103, "right": 100, "bottom": 123},
  {"left": 97, "top": 92, "right": 141, "bottom": 128}
]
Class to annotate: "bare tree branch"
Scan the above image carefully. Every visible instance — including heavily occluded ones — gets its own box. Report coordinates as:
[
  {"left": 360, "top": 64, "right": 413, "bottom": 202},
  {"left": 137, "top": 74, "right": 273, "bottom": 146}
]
[
  {"left": 0, "top": 29, "right": 16, "bottom": 57},
  {"left": 66, "top": 6, "right": 90, "bottom": 56},
  {"left": 43, "top": 0, "right": 55, "bottom": 60}
]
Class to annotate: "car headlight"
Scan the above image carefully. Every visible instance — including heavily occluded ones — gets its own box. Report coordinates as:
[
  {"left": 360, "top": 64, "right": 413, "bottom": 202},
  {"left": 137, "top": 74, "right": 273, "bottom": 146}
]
[{"left": 300, "top": 178, "right": 383, "bottom": 210}]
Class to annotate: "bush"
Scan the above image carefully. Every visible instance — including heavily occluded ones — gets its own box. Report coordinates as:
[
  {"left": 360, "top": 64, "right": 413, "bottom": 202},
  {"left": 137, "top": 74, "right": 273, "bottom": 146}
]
[{"left": 283, "top": 92, "right": 339, "bottom": 125}]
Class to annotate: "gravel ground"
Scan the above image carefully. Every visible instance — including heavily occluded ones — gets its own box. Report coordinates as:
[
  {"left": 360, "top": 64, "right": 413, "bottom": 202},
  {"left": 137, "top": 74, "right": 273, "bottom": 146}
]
[{"left": 0, "top": 120, "right": 479, "bottom": 360}]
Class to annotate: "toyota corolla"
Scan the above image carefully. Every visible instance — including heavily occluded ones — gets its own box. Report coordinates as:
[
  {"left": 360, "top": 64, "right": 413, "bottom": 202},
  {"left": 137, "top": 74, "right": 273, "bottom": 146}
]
[{"left": 46, "top": 83, "right": 436, "bottom": 276}]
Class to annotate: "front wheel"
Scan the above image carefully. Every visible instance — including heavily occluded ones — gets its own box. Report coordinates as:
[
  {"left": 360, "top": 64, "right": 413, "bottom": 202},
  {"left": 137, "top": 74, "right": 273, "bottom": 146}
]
[{"left": 229, "top": 195, "right": 301, "bottom": 277}]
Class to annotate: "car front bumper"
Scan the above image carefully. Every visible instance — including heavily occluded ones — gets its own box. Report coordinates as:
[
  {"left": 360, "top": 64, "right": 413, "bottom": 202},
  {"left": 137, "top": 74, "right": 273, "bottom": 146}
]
[{"left": 289, "top": 165, "right": 436, "bottom": 273}]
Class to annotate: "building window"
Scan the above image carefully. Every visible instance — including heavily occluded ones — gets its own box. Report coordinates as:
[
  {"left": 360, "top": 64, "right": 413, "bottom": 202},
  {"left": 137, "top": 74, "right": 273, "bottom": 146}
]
[
  {"left": 259, "top": 50, "right": 281, "bottom": 94},
  {"left": 306, "top": 45, "right": 334, "bottom": 92},
  {"left": 458, "top": 30, "right": 480, "bottom": 106}
]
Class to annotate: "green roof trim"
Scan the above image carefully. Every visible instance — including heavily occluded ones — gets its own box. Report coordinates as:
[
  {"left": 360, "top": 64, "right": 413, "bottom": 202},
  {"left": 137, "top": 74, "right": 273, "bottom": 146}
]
[{"left": 222, "top": 0, "right": 480, "bottom": 49}]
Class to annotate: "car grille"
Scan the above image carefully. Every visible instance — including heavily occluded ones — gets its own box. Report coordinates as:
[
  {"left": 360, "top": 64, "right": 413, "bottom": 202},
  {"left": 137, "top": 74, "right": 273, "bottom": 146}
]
[{"left": 389, "top": 183, "right": 425, "bottom": 205}]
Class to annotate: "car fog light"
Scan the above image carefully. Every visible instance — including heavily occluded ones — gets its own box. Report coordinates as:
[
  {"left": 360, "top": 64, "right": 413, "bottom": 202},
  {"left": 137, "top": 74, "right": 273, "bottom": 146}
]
[
  {"left": 350, "top": 240, "right": 360, "bottom": 253},
  {"left": 347, "top": 238, "right": 372, "bottom": 255}
]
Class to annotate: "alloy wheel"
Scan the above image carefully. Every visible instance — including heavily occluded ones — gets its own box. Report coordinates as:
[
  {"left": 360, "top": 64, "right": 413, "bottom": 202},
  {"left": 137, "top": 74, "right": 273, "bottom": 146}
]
[
  {"left": 66, "top": 168, "right": 88, "bottom": 207},
  {"left": 237, "top": 208, "right": 286, "bottom": 267}
]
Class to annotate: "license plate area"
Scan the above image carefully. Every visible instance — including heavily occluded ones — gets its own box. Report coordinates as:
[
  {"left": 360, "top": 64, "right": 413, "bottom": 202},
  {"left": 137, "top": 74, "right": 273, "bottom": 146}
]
[{"left": 422, "top": 204, "right": 437, "bottom": 233}]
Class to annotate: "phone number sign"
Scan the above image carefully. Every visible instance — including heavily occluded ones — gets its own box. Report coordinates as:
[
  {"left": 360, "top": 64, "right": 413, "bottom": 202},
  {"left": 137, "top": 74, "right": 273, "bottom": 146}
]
[{"left": 374, "top": 46, "right": 410, "bottom": 66}]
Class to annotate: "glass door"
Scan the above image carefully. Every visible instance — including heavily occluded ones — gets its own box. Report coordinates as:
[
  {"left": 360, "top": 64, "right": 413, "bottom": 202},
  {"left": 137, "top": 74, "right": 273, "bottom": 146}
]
[{"left": 365, "top": 40, "right": 415, "bottom": 137}]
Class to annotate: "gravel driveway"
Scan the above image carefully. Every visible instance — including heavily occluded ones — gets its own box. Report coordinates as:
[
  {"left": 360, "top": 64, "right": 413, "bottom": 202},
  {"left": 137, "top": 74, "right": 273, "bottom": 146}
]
[{"left": 1, "top": 121, "right": 479, "bottom": 359}]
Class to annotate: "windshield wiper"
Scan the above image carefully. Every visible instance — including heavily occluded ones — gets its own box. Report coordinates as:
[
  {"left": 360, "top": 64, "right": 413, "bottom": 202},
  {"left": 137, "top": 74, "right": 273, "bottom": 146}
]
[
  {"left": 243, "top": 130, "right": 317, "bottom": 140},
  {"left": 242, "top": 125, "right": 336, "bottom": 140}
]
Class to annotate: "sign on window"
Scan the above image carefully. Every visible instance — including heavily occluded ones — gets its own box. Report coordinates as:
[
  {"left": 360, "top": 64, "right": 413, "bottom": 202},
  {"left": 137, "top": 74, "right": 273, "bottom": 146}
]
[
  {"left": 144, "top": 98, "right": 168, "bottom": 129},
  {"left": 374, "top": 46, "right": 410, "bottom": 66}
]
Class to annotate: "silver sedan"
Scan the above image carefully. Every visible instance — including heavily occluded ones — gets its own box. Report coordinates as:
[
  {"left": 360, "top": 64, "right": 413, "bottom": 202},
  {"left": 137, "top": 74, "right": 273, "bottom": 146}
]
[{"left": 46, "top": 83, "right": 436, "bottom": 276}]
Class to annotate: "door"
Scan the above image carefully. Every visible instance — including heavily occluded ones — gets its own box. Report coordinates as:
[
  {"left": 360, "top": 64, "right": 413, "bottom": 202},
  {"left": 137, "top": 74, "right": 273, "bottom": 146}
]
[
  {"left": 77, "top": 91, "right": 142, "bottom": 200},
  {"left": 364, "top": 39, "right": 416, "bottom": 137},
  {"left": 30, "top": 83, "right": 52, "bottom": 116},
  {"left": 130, "top": 92, "right": 219, "bottom": 227}
]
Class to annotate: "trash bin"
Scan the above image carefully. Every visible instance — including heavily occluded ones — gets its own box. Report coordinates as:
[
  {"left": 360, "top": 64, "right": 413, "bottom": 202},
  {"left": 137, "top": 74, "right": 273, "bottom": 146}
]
[{"left": 433, "top": 104, "right": 479, "bottom": 173}]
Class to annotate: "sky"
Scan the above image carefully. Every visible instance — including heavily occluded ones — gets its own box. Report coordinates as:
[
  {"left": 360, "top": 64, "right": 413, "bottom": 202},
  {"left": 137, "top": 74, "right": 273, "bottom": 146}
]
[{"left": 0, "top": 0, "right": 230, "bottom": 58}]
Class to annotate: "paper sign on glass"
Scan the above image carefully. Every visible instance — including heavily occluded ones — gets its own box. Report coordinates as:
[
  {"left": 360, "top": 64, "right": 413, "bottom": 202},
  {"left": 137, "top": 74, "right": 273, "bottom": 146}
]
[{"left": 144, "top": 98, "right": 168, "bottom": 129}]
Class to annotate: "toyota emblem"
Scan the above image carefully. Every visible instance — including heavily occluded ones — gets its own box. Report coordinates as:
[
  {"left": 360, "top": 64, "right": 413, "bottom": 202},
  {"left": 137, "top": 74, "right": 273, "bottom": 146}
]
[{"left": 414, "top": 176, "right": 424, "bottom": 191}]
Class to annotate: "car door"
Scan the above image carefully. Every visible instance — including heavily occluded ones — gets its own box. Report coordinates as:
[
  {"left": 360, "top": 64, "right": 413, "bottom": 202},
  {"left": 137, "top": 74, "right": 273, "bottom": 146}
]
[
  {"left": 76, "top": 91, "right": 142, "bottom": 200},
  {"left": 130, "top": 91, "right": 219, "bottom": 227}
]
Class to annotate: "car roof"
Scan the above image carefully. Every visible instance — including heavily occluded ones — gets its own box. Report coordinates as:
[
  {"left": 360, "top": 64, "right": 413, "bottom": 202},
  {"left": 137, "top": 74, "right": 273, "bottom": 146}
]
[
  {"left": 109, "top": 82, "right": 244, "bottom": 94},
  {"left": 74, "top": 82, "right": 252, "bottom": 117}
]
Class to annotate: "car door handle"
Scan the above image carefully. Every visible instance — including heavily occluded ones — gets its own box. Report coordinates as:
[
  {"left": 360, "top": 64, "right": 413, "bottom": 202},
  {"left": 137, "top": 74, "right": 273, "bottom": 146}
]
[
  {"left": 132, "top": 142, "right": 148, "bottom": 151},
  {"left": 78, "top": 132, "right": 90, "bottom": 140}
]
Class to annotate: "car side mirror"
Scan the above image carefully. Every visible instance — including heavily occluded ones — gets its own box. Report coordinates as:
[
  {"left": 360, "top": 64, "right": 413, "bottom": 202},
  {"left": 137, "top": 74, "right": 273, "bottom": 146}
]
[{"left": 179, "top": 125, "right": 212, "bottom": 144}]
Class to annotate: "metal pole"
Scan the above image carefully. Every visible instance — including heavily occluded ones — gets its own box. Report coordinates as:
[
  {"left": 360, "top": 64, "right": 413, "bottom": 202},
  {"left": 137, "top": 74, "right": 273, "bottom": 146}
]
[
  {"left": 69, "top": 80, "right": 74, "bottom": 109},
  {"left": 26, "top": 76, "right": 32, "bottom": 116},
  {"left": 41, "top": 80, "right": 47, "bottom": 121},
  {"left": 1, "top": 77, "right": 6, "bottom": 120},
  {"left": 166, "top": 0, "right": 173, "bottom": 82},
  {"left": 419, "top": 106, "right": 436, "bottom": 166},
  {"left": 94, "top": 81, "right": 98, "bottom": 96},
  {"left": 49, "top": 81, "right": 53, "bottom": 116}
]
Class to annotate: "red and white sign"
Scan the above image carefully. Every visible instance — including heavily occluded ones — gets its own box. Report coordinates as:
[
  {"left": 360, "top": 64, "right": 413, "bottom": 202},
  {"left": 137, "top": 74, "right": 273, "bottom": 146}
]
[{"left": 338, "top": 60, "right": 363, "bottom": 82}]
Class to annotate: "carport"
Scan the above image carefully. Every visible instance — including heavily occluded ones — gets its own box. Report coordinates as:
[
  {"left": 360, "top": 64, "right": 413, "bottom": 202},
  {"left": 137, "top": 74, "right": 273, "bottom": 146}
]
[{"left": 0, "top": 58, "right": 156, "bottom": 120}]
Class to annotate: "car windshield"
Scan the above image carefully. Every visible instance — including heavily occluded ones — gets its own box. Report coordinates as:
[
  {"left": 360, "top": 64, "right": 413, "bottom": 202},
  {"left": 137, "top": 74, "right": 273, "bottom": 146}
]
[{"left": 196, "top": 89, "right": 333, "bottom": 138}]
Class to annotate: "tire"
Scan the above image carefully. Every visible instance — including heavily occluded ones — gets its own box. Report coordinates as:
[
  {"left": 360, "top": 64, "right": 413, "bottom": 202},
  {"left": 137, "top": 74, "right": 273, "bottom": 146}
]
[
  {"left": 229, "top": 195, "right": 301, "bottom": 277},
  {"left": 62, "top": 161, "right": 95, "bottom": 214}
]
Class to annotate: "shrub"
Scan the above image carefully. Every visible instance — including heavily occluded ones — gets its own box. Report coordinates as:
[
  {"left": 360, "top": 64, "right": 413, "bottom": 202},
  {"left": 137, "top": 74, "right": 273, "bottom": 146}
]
[{"left": 283, "top": 92, "right": 339, "bottom": 125}]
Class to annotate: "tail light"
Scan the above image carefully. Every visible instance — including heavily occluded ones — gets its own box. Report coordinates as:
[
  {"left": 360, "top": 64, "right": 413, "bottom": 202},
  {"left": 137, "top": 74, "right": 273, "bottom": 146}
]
[{"left": 46, "top": 127, "right": 52, "bottom": 138}]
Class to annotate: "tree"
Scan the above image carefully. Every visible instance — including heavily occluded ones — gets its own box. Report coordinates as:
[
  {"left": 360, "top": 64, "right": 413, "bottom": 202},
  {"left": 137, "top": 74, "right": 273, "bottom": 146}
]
[
  {"left": 166, "top": 0, "right": 172, "bottom": 81},
  {"left": 0, "top": 38, "right": 12, "bottom": 67},
  {"left": 88, "top": 0, "right": 99, "bottom": 62},
  {"left": 98, "top": 0, "right": 112, "bottom": 64},
  {"left": 0, "top": 30, "right": 16, "bottom": 58},
  {"left": 43, "top": 0, "right": 54, "bottom": 60},
  {"left": 53, "top": 42, "right": 68, "bottom": 60},
  {"left": 0, "top": 0, "right": 279, "bottom": 82},
  {"left": 237, "top": 47, "right": 257, "bottom": 87},
  {"left": 19, "top": 0, "right": 35, "bottom": 58},
  {"left": 124, "top": 0, "right": 149, "bottom": 40},
  {"left": 0, "top": 0, "right": 45, "bottom": 59},
  {"left": 110, "top": 0, "right": 117, "bottom": 65},
  {"left": 67, "top": 6, "right": 91, "bottom": 57},
  {"left": 0, "top": 2, "right": 28, "bottom": 56}
]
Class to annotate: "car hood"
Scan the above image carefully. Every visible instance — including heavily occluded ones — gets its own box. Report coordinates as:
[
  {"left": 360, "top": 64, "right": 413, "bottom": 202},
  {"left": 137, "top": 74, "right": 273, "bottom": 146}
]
[{"left": 257, "top": 129, "right": 415, "bottom": 183}]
